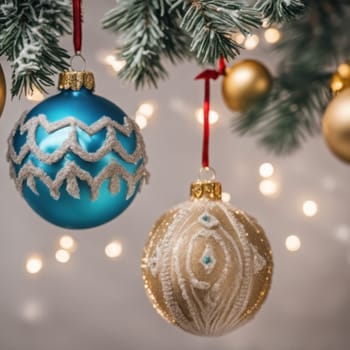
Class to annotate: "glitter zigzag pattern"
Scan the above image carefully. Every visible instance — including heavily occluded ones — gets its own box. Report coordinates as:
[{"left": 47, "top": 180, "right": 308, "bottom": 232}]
[
  {"left": 7, "top": 114, "right": 146, "bottom": 165},
  {"left": 10, "top": 160, "right": 148, "bottom": 201},
  {"left": 7, "top": 113, "right": 148, "bottom": 200}
]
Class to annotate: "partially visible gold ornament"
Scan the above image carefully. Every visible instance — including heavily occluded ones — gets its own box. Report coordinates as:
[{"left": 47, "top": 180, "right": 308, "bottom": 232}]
[
  {"left": 0, "top": 64, "right": 6, "bottom": 117},
  {"left": 330, "top": 62, "right": 350, "bottom": 96},
  {"left": 323, "top": 88, "right": 350, "bottom": 163},
  {"left": 141, "top": 176, "right": 273, "bottom": 337},
  {"left": 222, "top": 59, "right": 272, "bottom": 112}
]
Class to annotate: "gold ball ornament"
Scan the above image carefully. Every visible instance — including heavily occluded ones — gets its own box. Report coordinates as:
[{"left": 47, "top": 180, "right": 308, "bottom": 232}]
[
  {"left": 323, "top": 88, "right": 350, "bottom": 163},
  {"left": 141, "top": 179, "right": 273, "bottom": 336},
  {"left": 330, "top": 62, "right": 350, "bottom": 96},
  {"left": 0, "top": 64, "right": 6, "bottom": 117},
  {"left": 222, "top": 59, "right": 272, "bottom": 112}
]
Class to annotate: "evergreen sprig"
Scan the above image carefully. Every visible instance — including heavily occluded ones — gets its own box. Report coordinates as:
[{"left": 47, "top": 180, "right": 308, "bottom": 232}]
[
  {"left": 256, "top": 0, "right": 305, "bottom": 23},
  {"left": 233, "top": 68, "right": 332, "bottom": 153},
  {"left": 0, "top": 0, "right": 308, "bottom": 95},
  {"left": 180, "top": 1, "right": 262, "bottom": 64},
  {"left": 103, "top": 0, "right": 264, "bottom": 88},
  {"left": 0, "top": 0, "right": 72, "bottom": 97},
  {"left": 234, "top": 0, "right": 350, "bottom": 154},
  {"left": 102, "top": 0, "right": 190, "bottom": 88}
]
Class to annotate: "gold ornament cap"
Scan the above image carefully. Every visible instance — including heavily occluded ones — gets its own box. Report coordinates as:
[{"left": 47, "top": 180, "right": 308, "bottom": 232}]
[
  {"left": 58, "top": 71, "right": 95, "bottom": 91},
  {"left": 190, "top": 181, "right": 222, "bottom": 201},
  {"left": 191, "top": 167, "right": 222, "bottom": 201}
]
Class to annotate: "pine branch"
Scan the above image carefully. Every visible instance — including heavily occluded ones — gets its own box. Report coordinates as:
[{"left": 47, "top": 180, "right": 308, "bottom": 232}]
[
  {"left": 0, "top": 0, "right": 72, "bottom": 97},
  {"left": 180, "top": 0, "right": 262, "bottom": 64},
  {"left": 102, "top": 0, "right": 190, "bottom": 88},
  {"left": 233, "top": 68, "right": 331, "bottom": 153},
  {"left": 233, "top": 0, "right": 350, "bottom": 154},
  {"left": 103, "top": 0, "right": 262, "bottom": 88},
  {"left": 256, "top": 0, "right": 306, "bottom": 23}
]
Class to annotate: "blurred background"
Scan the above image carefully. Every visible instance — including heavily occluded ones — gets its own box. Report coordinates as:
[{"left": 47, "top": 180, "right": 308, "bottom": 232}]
[{"left": 0, "top": 1, "right": 349, "bottom": 349}]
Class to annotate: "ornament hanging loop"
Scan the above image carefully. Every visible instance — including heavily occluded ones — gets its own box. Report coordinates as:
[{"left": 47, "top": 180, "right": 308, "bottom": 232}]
[
  {"left": 70, "top": 54, "right": 86, "bottom": 72},
  {"left": 70, "top": 0, "right": 85, "bottom": 72},
  {"left": 198, "top": 166, "right": 216, "bottom": 182}
]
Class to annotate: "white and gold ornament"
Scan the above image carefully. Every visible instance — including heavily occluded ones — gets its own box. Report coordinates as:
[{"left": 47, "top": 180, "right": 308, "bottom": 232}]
[{"left": 142, "top": 176, "right": 273, "bottom": 336}]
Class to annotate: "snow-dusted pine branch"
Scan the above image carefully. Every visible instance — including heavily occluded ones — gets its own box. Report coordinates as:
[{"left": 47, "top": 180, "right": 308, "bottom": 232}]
[
  {"left": 256, "top": 0, "right": 305, "bottom": 23},
  {"left": 0, "top": 0, "right": 72, "bottom": 97}
]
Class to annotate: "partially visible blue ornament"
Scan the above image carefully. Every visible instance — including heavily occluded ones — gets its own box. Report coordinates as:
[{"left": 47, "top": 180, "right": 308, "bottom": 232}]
[{"left": 7, "top": 71, "right": 148, "bottom": 229}]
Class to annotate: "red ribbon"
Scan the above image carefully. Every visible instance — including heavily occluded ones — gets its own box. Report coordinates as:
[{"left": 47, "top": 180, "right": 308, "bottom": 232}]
[
  {"left": 218, "top": 56, "right": 226, "bottom": 76},
  {"left": 195, "top": 58, "right": 226, "bottom": 168},
  {"left": 73, "top": 0, "right": 82, "bottom": 54}
]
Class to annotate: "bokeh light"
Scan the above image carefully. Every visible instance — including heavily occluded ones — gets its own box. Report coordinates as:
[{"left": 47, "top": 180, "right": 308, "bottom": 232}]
[
  {"left": 285, "top": 235, "right": 301, "bottom": 252},
  {"left": 105, "top": 241, "right": 123, "bottom": 259},
  {"left": 264, "top": 28, "right": 282, "bottom": 44},
  {"left": 303, "top": 200, "right": 318, "bottom": 217},
  {"left": 137, "top": 103, "right": 155, "bottom": 118},
  {"left": 259, "top": 179, "right": 279, "bottom": 197},
  {"left": 26, "top": 87, "right": 44, "bottom": 102},
  {"left": 244, "top": 34, "right": 260, "bottom": 50},
  {"left": 104, "top": 54, "right": 126, "bottom": 72},
  {"left": 233, "top": 33, "right": 246, "bottom": 44},
  {"left": 196, "top": 108, "right": 219, "bottom": 125},
  {"left": 59, "top": 235, "right": 76, "bottom": 252},
  {"left": 104, "top": 54, "right": 115, "bottom": 65},
  {"left": 26, "top": 255, "right": 43, "bottom": 274},
  {"left": 135, "top": 114, "right": 148, "bottom": 129},
  {"left": 222, "top": 192, "right": 231, "bottom": 203},
  {"left": 55, "top": 249, "right": 71, "bottom": 263},
  {"left": 259, "top": 163, "right": 274, "bottom": 178}
]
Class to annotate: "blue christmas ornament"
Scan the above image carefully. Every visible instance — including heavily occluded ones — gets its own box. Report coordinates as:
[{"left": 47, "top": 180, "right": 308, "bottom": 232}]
[{"left": 7, "top": 71, "right": 148, "bottom": 229}]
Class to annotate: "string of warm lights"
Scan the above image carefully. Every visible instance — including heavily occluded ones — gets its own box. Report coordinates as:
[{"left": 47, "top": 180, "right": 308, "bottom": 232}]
[
  {"left": 55, "top": 235, "right": 77, "bottom": 264},
  {"left": 258, "top": 162, "right": 279, "bottom": 198},
  {"left": 256, "top": 161, "right": 320, "bottom": 253},
  {"left": 233, "top": 26, "right": 282, "bottom": 51},
  {"left": 25, "top": 235, "right": 125, "bottom": 275}
]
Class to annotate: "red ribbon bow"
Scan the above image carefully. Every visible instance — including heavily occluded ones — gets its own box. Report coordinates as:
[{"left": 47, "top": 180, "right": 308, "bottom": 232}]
[{"left": 195, "top": 57, "right": 226, "bottom": 168}]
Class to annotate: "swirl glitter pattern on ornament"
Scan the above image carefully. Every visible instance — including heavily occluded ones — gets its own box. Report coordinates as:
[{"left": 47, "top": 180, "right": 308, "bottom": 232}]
[{"left": 141, "top": 200, "right": 273, "bottom": 336}]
